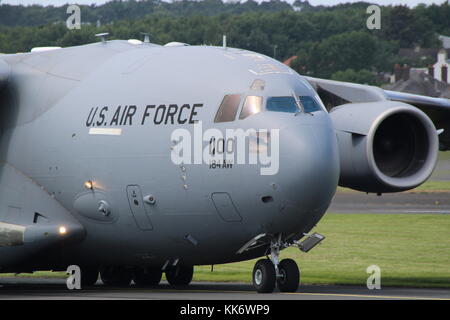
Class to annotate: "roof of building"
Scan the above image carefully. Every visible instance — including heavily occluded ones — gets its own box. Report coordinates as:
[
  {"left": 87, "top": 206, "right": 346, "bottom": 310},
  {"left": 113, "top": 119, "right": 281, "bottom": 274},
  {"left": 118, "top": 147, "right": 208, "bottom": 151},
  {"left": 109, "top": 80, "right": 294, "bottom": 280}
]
[
  {"left": 383, "top": 71, "right": 450, "bottom": 99},
  {"left": 398, "top": 48, "right": 450, "bottom": 61}
]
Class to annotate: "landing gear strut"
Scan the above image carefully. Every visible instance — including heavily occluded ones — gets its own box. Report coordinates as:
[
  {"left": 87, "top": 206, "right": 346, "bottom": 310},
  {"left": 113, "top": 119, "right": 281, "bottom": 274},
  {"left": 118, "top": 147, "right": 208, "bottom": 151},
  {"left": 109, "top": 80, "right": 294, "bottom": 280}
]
[{"left": 252, "top": 235, "right": 300, "bottom": 293}]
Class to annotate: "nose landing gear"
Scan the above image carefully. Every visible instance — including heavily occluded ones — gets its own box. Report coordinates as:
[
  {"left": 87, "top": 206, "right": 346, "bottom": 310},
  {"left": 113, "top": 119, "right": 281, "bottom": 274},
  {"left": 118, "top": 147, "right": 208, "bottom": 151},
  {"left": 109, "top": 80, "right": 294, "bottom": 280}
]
[{"left": 252, "top": 235, "right": 301, "bottom": 293}]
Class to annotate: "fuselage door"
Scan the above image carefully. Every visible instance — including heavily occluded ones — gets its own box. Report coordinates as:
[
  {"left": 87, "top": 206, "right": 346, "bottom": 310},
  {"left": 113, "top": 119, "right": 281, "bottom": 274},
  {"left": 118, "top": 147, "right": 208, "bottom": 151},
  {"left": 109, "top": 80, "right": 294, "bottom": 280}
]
[
  {"left": 126, "top": 185, "right": 153, "bottom": 231},
  {"left": 211, "top": 192, "right": 242, "bottom": 222}
]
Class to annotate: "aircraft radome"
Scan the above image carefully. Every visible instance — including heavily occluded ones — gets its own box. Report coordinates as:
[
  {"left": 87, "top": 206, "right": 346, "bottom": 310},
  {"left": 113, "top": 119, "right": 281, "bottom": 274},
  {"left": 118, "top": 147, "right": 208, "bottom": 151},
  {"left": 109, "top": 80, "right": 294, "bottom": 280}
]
[{"left": 0, "top": 34, "right": 449, "bottom": 293}]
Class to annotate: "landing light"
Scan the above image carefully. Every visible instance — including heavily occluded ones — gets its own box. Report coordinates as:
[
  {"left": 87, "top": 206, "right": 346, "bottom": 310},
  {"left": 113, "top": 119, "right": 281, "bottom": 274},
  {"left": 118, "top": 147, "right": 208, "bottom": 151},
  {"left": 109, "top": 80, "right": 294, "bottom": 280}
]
[
  {"left": 84, "top": 180, "right": 93, "bottom": 190},
  {"left": 59, "top": 226, "right": 67, "bottom": 235}
]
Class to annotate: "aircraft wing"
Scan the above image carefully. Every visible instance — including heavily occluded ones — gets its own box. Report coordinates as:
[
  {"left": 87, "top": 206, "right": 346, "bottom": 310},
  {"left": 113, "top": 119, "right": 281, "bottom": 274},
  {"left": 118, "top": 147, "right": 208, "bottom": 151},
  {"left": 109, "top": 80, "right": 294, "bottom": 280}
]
[{"left": 305, "top": 76, "right": 450, "bottom": 151}]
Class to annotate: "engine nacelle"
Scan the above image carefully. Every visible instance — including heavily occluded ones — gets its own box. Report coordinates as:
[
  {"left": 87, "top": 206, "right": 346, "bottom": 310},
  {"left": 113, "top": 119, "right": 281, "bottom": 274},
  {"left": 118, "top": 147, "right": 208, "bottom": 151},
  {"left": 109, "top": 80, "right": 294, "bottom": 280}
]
[
  {"left": 0, "top": 59, "right": 10, "bottom": 86},
  {"left": 330, "top": 101, "right": 439, "bottom": 193}
]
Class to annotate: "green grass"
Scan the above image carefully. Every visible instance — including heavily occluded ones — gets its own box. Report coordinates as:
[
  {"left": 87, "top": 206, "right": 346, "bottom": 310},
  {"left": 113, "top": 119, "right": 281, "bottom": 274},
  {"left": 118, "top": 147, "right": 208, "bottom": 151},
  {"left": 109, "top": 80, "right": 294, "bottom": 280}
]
[
  {"left": 4, "top": 214, "right": 450, "bottom": 288},
  {"left": 438, "top": 151, "right": 450, "bottom": 161},
  {"left": 0, "top": 271, "right": 66, "bottom": 278},
  {"left": 413, "top": 180, "right": 450, "bottom": 192},
  {"left": 192, "top": 214, "right": 450, "bottom": 288},
  {"left": 338, "top": 180, "right": 450, "bottom": 193}
]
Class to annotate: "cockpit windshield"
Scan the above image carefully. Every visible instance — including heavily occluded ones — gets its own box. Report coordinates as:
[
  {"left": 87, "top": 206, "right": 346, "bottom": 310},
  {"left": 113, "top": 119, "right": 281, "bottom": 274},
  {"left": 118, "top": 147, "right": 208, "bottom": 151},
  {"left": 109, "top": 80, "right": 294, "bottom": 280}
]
[
  {"left": 239, "top": 96, "right": 263, "bottom": 120},
  {"left": 214, "top": 93, "right": 323, "bottom": 123},
  {"left": 298, "top": 96, "right": 322, "bottom": 113},
  {"left": 266, "top": 97, "right": 299, "bottom": 113},
  {"left": 214, "top": 94, "right": 241, "bottom": 123}
]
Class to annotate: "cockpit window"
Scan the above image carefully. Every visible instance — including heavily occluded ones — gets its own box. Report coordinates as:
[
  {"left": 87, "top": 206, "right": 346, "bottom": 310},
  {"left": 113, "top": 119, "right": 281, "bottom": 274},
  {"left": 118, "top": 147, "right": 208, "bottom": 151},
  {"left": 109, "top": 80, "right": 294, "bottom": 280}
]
[
  {"left": 214, "top": 94, "right": 241, "bottom": 123},
  {"left": 266, "top": 96, "right": 299, "bottom": 113},
  {"left": 250, "top": 79, "right": 265, "bottom": 91},
  {"left": 299, "top": 96, "right": 322, "bottom": 113},
  {"left": 239, "top": 96, "right": 263, "bottom": 120}
]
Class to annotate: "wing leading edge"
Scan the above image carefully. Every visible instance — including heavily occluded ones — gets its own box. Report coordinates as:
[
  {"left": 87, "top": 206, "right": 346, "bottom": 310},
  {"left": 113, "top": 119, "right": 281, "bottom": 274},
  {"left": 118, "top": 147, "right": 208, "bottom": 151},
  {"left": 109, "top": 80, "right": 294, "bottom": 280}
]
[{"left": 305, "top": 76, "right": 450, "bottom": 150}]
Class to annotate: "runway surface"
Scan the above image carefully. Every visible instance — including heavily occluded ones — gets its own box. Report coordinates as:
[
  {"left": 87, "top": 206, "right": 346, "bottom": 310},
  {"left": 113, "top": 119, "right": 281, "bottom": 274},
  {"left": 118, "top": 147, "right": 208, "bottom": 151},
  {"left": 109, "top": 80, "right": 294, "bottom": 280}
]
[
  {"left": 329, "top": 191, "right": 450, "bottom": 214},
  {"left": 0, "top": 278, "right": 449, "bottom": 300}
]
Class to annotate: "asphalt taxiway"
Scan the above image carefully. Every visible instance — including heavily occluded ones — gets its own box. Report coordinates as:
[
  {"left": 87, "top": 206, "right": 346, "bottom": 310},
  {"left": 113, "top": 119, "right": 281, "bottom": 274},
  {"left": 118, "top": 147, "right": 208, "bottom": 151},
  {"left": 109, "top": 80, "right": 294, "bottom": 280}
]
[{"left": 0, "top": 278, "right": 449, "bottom": 300}]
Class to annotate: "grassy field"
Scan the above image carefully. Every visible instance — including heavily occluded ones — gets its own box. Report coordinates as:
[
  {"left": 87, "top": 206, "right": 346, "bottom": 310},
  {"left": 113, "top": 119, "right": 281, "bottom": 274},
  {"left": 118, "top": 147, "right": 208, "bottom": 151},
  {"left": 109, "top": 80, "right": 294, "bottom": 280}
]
[
  {"left": 193, "top": 214, "right": 450, "bottom": 288},
  {"left": 4, "top": 214, "right": 450, "bottom": 288},
  {"left": 413, "top": 180, "right": 450, "bottom": 192},
  {"left": 438, "top": 151, "right": 450, "bottom": 161},
  {"left": 337, "top": 180, "right": 450, "bottom": 193}
]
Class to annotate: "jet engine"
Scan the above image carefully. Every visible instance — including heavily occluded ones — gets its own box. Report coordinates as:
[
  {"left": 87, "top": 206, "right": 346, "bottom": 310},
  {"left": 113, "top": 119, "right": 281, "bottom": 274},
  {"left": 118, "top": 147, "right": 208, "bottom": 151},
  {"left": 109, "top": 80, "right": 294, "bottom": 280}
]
[
  {"left": 0, "top": 59, "right": 10, "bottom": 86},
  {"left": 330, "top": 101, "right": 439, "bottom": 193}
]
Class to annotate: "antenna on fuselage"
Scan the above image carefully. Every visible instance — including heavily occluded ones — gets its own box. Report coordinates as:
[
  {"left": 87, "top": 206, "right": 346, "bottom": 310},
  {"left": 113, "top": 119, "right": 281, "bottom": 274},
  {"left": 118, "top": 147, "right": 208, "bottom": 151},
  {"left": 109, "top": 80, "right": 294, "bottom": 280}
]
[
  {"left": 141, "top": 32, "right": 151, "bottom": 44},
  {"left": 95, "top": 32, "right": 109, "bottom": 44},
  {"left": 223, "top": 35, "right": 227, "bottom": 50}
]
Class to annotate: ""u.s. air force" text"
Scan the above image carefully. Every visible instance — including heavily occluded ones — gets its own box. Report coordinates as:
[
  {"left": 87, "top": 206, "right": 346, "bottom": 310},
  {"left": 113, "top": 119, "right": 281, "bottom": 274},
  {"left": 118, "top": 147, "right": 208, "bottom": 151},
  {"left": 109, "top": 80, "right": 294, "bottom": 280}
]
[{"left": 85, "top": 104, "right": 203, "bottom": 127}]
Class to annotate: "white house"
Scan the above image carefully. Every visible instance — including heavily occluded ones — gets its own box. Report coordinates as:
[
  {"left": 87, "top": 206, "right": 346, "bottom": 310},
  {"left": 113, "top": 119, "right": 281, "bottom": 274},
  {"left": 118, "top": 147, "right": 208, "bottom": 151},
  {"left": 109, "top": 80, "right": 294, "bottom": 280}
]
[{"left": 429, "top": 49, "right": 449, "bottom": 84}]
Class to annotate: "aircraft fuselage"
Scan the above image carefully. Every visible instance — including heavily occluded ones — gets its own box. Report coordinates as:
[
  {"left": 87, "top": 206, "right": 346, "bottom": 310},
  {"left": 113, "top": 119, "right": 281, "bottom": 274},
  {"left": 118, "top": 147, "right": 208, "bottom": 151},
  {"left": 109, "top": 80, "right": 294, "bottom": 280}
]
[{"left": 0, "top": 40, "right": 339, "bottom": 272}]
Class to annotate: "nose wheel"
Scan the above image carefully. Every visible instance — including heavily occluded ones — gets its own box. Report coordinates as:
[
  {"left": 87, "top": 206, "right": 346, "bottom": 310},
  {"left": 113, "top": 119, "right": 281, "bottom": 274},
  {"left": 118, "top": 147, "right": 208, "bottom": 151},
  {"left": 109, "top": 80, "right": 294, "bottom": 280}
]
[
  {"left": 277, "top": 259, "right": 300, "bottom": 292},
  {"left": 252, "top": 235, "right": 301, "bottom": 293},
  {"left": 252, "top": 258, "right": 300, "bottom": 293},
  {"left": 253, "top": 259, "right": 276, "bottom": 293}
]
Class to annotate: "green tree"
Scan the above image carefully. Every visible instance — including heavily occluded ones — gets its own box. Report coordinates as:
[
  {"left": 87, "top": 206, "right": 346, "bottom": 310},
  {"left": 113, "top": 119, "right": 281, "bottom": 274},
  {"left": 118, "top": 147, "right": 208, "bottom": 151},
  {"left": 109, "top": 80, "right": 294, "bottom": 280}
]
[
  {"left": 292, "top": 31, "right": 378, "bottom": 78},
  {"left": 382, "top": 5, "right": 438, "bottom": 48},
  {"left": 331, "top": 69, "right": 379, "bottom": 85}
]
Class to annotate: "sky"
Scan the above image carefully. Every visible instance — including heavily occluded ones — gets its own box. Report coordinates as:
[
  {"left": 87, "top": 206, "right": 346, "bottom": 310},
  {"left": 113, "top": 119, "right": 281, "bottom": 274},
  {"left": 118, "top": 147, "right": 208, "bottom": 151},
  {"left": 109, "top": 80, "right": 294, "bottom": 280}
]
[{"left": 1, "top": 0, "right": 448, "bottom": 7}]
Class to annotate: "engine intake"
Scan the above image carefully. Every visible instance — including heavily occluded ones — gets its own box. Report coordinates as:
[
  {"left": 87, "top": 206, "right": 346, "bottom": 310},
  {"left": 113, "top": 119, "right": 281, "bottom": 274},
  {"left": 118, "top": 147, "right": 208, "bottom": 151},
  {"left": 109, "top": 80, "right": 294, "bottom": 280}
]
[{"left": 330, "top": 101, "right": 438, "bottom": 193}]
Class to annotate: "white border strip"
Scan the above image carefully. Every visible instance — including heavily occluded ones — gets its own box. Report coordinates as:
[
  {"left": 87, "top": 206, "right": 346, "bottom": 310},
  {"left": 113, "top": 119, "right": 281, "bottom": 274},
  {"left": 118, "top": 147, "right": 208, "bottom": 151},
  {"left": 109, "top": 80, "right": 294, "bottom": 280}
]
[{"left": 89, "top": 128, "right": 122, "bottom": 136}]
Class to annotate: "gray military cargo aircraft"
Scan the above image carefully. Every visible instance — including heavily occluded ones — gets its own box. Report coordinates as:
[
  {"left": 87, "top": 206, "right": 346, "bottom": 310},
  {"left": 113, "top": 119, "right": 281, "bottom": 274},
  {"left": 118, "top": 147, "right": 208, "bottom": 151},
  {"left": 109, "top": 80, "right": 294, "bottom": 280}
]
[{"left": 0, "top": 36, "right": 449, "bottom": 293}]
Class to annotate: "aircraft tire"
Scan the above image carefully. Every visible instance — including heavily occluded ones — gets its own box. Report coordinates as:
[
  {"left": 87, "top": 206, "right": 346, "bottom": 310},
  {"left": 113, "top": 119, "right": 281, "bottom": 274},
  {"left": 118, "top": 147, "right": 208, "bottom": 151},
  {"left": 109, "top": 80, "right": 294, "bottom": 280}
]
[
  {"left": 165, "top": 265, "right": 193, "bottom": 286},
  {"left": 252, "top": 259, "right": 276, "bottom": 293},
  {"left": 80, "top": 266, "right": 99, "bottom": 287},
  {"left": 100, "top": 267, "right": 132, "bottom": 287},
  {"left": 133, "top": 267, "right": 162, "bottom": 286},
  {"left": 277, "top": 259, "right": 300, "bottom": 292}
]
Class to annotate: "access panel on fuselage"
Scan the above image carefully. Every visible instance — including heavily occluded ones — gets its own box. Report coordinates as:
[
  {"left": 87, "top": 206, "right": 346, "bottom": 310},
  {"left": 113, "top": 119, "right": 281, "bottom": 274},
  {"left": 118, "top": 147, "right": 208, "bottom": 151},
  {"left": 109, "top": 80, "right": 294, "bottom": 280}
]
[
  {"left": 126, "top": 185, "right": 153, "bottom": 230},
  {"left": 211, "top": 192, "right": 242, "bottom": 222}
]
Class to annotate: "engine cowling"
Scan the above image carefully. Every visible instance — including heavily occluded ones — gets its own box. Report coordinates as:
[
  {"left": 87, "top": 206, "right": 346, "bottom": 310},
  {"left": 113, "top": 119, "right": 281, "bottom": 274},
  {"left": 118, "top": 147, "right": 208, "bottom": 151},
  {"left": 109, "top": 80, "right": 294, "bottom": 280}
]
[
  {"left": 330, "top": 101, "right": 439, "bottom": 193},
  {"left": 0, "top": 59, "right": 10, "bottom": 86}
]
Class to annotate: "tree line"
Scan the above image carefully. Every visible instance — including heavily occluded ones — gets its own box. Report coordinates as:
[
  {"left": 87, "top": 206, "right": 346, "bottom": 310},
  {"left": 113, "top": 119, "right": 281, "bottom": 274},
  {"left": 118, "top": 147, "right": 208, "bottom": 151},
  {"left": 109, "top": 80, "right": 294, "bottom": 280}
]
[{"left": 0, "top": 0, "right": 449, "bottom": 84}]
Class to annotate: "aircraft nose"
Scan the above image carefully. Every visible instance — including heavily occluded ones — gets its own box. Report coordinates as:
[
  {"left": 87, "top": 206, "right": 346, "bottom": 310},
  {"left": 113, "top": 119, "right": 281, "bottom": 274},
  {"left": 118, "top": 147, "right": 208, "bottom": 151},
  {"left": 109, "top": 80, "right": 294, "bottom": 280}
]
[{"left": 276, "top": 119, "right": 340, "bottom": 212}]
